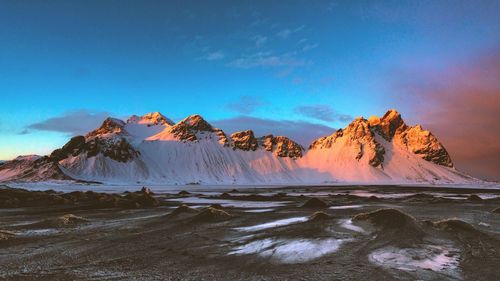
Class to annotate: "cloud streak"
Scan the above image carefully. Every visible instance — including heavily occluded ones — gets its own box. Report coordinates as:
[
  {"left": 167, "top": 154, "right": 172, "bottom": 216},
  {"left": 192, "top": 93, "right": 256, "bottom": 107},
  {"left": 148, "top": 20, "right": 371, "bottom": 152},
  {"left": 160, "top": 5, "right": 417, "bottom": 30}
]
[
  {"left": 212, "top": 116, "right": 335, "bottom": 147},
  {"left": 228, "top": 51, "right": 306, "bottom": 69},
  {"left": 294, "top": 105, "right": 352, "bottom": 123},
  {"left": 277, "top": 25, "right": 305, "bottom": 39},
  {"left": 27, "top": 110, "right": 110, "bottom": 136},
  {"left": 226, "top": 96, "right": 266, "bottom": 114}
]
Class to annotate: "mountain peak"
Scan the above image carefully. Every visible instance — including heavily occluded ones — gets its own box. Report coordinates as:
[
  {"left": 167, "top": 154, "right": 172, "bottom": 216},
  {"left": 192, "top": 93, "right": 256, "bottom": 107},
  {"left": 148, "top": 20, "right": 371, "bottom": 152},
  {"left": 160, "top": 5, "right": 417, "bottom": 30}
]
[
  {"left": 127, "top": 112, "right": 174, "bottom": 126},
  {"left": 376, "top": 109, "right": 407, "bottom": 140},
  {"left": 179, "top": 114, "right": 213, "bottom": 131},
  {"left": 86, "top": 117, "right": 125, "bottom": 138}
]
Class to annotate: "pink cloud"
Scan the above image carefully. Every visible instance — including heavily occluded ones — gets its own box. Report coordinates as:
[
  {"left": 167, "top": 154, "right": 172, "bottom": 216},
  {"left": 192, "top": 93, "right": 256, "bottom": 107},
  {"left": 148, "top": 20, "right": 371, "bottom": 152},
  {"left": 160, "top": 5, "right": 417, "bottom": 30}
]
[{"left": 391, "top": 47, "right": 500, "bottom": 180}]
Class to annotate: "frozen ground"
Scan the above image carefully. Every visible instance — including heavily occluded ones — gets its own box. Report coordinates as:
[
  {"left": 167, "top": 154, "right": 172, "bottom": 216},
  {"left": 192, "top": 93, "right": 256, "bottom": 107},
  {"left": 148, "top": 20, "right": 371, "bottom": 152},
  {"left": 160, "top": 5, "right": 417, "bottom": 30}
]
[{"left": 0, "top": 184, "right": 499, "bottom": 280}]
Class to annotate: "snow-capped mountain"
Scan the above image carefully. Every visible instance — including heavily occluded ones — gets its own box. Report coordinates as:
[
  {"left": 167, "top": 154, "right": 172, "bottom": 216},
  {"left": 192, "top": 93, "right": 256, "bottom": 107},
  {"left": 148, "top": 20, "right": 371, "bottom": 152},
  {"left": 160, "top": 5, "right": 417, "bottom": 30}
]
[{"left": 0, "top": 110, "right": 476, "bottom": 185}]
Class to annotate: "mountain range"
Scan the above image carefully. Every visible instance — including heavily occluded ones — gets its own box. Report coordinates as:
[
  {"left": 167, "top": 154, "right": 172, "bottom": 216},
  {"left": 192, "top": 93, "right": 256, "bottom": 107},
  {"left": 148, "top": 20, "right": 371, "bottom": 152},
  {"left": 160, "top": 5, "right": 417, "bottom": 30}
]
[{"left": 0, "top": 110, "right": 476, "bottom": 185}]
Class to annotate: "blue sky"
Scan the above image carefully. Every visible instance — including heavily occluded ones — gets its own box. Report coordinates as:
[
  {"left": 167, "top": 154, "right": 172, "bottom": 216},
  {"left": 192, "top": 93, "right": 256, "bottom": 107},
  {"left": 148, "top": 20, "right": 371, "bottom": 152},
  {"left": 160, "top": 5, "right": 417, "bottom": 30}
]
[{"left": 1, "top": 0, "right": 499, "bottom": 179}]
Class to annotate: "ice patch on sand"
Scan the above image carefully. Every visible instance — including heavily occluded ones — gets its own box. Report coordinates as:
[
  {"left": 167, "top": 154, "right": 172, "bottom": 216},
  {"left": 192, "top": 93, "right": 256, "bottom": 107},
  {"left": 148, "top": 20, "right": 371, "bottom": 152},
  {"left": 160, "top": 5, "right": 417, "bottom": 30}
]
[
  {"left": 234, "top": 217, "right": 308, "bottom": 232},
  {"left": 330, "top": 204, "right": 363, "bottom": 210},
  {"left": 339, "top": 219, "right": 366, "bottom": 233},
  {"left": 244, "top": 208, "right": 275, "bottom": 213},
  {"left": 18, "top": 229, "right": 59, "bottom": 236},
  {"left": 369, "top": 245, "right": 460, "bottom": 278},
  {"left": 167, "top": 197, "right": 288, "bottom": 208},
  {"left": 229, "top": 238, "right": 347, "bottom": 263}
]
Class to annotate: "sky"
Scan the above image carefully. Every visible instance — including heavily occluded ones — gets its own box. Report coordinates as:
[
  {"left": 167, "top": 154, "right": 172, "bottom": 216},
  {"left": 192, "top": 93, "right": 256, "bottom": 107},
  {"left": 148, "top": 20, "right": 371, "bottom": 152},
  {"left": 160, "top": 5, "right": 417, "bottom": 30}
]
[{"left": 0, "top": 0, "right": 499, "bottom": 180}]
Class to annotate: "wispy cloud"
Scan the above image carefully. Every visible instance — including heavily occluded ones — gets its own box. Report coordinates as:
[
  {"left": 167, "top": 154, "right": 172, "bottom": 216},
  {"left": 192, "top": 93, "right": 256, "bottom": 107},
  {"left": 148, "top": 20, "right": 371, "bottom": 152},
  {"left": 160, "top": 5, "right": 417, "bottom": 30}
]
[
  {"left": 17, "top": 129, "right": 30, "bottom": 135},
  {"left": 252, "top": 35, "right": 268, "bottom": 48},
  {"left": 203, "top": 50, "right": 226, "bottom": 61},
  {"left": 302, "top": 43, "right": 318, "bottom": 52},
  {"left": 277, "top": 25, "right": 305, "bottom": 39},
  {"left": 226, "top": 96, "right": 266, "bottom": 114},
  {"left": 27, "top": 110, "right": 110, "bottom": 136},
  {"left": 212, "top": 116, "right": 335, "bottom": 147},
  {"left": 228, "top": 51, "right": 306, "bottom": 69},
  {"left": 294, "top": 105, "right": 352, "bottom": 122}
]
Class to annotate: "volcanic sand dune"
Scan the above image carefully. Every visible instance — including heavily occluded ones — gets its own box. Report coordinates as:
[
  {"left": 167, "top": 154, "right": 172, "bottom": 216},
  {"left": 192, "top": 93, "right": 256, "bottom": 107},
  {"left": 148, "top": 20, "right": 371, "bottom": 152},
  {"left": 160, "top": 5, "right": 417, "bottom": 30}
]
[{"left": 0, "top": 184, "right": 499, "bottom": 280}]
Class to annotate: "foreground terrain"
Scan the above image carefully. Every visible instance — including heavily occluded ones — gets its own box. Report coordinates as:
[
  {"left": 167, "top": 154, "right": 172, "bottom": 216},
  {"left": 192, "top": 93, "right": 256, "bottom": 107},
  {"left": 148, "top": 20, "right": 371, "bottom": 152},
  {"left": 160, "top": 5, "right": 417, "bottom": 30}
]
[{"left": 1, "top": 184, "right": 499, "bottom": 280}]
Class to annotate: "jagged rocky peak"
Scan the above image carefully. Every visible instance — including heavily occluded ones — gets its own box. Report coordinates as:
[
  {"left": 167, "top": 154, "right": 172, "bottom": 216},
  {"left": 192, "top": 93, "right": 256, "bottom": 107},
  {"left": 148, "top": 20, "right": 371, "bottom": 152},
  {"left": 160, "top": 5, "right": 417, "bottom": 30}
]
[
  {"left": 344, "top": 117, "right": 374, "bottom": 139},
  {"left": 370, "top": 109, "right": 453, "bottom": 167},
  {"left": 231, "top": 130, "right": 258, "bottom": 151},
  {"left": 179, "top": 114, "right": 214, "bottom": 131},
  {"left": 86, "top": 117, "right": 126, "bottom": 138},
  {"left": 168, "top": 114, "right": 228, "bottom": 143},
  {"left": 371, "top": 109, "right": 408, "bottom": 140},
  {"left": 400, "top": 124, "right": 453, "bottom": 167},
  {"left": 309, "top": 117, "right": 385, "bottom": 167},
  {"left": 127, "top": 112, "right": 174, "bottom": 126}
]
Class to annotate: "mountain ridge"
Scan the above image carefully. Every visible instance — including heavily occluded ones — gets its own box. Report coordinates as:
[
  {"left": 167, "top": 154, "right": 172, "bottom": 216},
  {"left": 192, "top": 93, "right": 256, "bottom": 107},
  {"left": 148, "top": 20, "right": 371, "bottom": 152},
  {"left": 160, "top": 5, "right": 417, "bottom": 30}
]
[{"left": 0, "top": 110, "right": 477, "bottom": 185}]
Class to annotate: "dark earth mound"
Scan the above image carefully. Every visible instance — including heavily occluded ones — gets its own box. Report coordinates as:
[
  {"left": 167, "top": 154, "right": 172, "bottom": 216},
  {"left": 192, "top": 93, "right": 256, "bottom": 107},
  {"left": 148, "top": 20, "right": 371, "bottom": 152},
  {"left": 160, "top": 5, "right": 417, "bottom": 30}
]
[
  {"left": 352, "top": 208, "right": 424, "bottom": 240},
  {"left": 467, "top": 194, "right": 483, "bottom": 201},
  {"left": 301, "top": 197, "right": 328, "bottom": 208},
  {"left": 190, "top": 207, "right": 232, "bottom": 222},
  {"left": 33, "top": 214, "right": 89, "bottom": 228},
  {"left": 0, "top": 187, "right": 160, "bottom": 209},
  {"left": 308, "top": 211, "right": 332, "bottom": 221},
  {"left": 168, "top": 204, "right": 199, "bottom": 217}
]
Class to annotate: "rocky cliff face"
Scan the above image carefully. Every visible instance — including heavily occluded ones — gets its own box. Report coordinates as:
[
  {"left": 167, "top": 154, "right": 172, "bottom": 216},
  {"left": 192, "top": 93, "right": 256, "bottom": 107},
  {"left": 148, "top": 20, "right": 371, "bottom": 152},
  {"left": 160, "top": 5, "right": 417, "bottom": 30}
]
[
  {"left": 229, "top": 130, "right": 303, "bottom": 158},
  {"left": 231, "top": 130, "right": 258, "bottom": 151},
  {"left": 167, "top": 115, "right": 229, "bottom": 145},
  {"left": 86, "top": 118, "right": 125, "bottom": 138},
  {"left": 399, "top": 125, "right": 453, "bottom": 167},
  {"left": 310, "top": 117, "right": 385, "bottom": 167},
  {"left": 82, "top": 118, "right": 139, "bottom": 162},
  {"left": 260, "top": 135, "right": 303, "bottom": 158}
]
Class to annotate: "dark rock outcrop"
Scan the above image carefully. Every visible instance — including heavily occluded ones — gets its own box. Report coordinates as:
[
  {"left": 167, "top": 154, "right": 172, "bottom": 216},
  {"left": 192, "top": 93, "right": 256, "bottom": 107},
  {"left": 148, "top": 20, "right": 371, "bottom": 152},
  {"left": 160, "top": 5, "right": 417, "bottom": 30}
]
[{"left": 259, "top": 135, "right": 303, "bottom": 158}]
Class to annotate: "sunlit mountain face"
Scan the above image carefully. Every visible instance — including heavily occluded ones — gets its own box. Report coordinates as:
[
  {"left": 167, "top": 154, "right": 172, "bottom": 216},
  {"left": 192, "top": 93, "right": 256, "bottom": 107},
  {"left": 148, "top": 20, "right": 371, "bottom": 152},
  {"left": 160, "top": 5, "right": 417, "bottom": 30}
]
[{"left": 0, "top": 110, "right": 477, "bottom": 184}]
